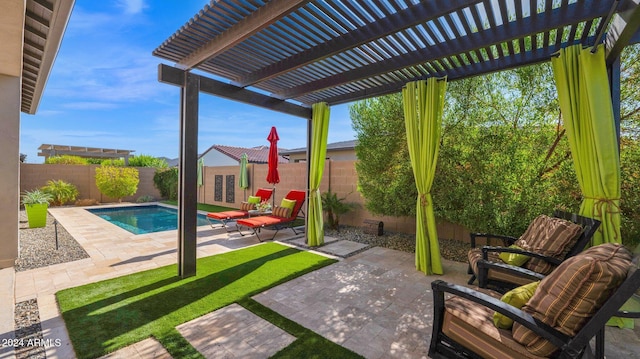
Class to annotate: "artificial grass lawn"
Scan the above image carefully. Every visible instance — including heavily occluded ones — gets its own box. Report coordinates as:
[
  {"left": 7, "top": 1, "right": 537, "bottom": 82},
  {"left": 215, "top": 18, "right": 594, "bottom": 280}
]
[
  {"left": 161, "top": 200, "right": 236, "bottom": 213},
  {"left": 56, "top": 243, "right": 339, "bottom": 359},
  {"left": 239, "top": 298, "right": 364, "bottom": 359}
]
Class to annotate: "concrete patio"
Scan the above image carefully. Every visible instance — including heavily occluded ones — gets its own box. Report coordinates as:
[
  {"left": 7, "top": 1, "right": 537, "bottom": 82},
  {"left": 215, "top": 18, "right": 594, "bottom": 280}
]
[{"left": 0, "top": 204, "right": 638, "bottom": 358}]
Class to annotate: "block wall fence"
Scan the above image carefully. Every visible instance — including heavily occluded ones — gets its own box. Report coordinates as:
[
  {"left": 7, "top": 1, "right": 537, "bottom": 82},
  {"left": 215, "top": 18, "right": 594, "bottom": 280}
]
[{"left": 20, "top": 161, "right": 469, "bottom": 242}]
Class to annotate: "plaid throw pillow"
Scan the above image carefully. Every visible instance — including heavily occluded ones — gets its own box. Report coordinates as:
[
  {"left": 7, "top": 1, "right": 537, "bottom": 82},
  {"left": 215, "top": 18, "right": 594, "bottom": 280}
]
[
  {"left": 240, "top": 202, "right": 255, "bottom": 211},
  {"left": 272, "top": 206, "right": 291, "bottom": 218}
]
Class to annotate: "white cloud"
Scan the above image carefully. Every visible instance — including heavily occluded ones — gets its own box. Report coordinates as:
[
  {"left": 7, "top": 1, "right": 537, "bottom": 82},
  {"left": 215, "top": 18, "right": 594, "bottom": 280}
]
[{"left": 117, "top": 0, "right": 146, "bottom": 15}]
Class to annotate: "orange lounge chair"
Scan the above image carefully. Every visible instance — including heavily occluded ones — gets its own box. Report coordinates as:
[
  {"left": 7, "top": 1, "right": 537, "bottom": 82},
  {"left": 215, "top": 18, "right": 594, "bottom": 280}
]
[
  {"left": 206, "top": 188, "right": 273, "bottom": 232},
  {"left": 236, "top": 189, "right": 306, "bottom": 241}
]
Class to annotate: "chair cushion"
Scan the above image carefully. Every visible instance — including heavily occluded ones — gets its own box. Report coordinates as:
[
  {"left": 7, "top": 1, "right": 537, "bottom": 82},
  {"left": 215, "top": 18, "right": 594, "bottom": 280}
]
[
  {"left": 498, "top": 245, "right": 531, "bottom": 266},
  {"left": 468, "top": 247, "right": 501, "bottom": 276},
  {"left": 444, "top": 295, "right": 546, "bottom": 359},
  {"left": 493, "top": 281, "right": 540, "bottom": 329},
  {"left": 272, "top": 206, "right": 291, "bottom": 218},
  {"left": 512, "top": 243, "right": 632, "bottom": 356},
  {"left": 207, "top": 211, "right": 247, "bottom": 220},
  {"left": 240, "top": 202, "right": 255, "bottom": 211},
  {"left": 248, "top": 196, "right": 261, "bottom": 204},
  {"left": 515, "top": 215, "right": 583, "bottom": 275},
  {"left": 468, "top": 247, "right": 540, "bottom": 288}
]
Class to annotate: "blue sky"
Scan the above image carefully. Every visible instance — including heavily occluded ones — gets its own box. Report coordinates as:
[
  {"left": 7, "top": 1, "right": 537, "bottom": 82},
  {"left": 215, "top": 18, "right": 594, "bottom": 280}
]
[{"left": 20, "top": 0, "right": 356, "bottom": 163}]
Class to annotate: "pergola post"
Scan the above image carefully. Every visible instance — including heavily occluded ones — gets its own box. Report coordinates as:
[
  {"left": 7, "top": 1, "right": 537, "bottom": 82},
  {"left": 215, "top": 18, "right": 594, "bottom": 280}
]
[
  {"left": 178, "top": 71, "right": 200, "bottom": 278},
  {"left": 608, "top": 57, "right": 622, "bottom": 148}
]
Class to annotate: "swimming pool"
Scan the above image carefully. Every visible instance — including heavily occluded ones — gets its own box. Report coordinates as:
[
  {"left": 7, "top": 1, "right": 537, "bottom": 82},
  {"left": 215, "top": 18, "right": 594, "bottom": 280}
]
[{"left": 87, "top": 205, "right": 211, "bottom": 235}]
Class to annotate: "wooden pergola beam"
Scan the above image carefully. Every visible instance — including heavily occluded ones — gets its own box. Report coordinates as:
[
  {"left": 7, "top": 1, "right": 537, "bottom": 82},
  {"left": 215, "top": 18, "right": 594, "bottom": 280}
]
[
  {"left": 606, "top": 0, "right": 640, "bottom": 65},
  {"left": 178, "top": 0, "right": 310, "bottom": 69},
  {"left": 159, "top": 64, "right": 311, "bottom": 118}
]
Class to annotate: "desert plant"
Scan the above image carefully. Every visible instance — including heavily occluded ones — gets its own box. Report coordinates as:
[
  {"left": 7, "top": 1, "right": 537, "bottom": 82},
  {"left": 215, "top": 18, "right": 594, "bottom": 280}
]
[
  {"left": 45, "top": 155, "right": 88, "bottom": 165},
  {"left": 21, "top": 189, "right": 53, "bottom": 205},
  {"left": 95, "top": 166, "right": 139, "bottom": 202},
  {"left": 153, "top": 167, "right": 179, "bottom": 200},
  {"left": 41, "top": 180, "right": 79, "bottom": 206},
  {"left": 21, "top": 189, "right": 53, "bottom": 228},
  {"left": 136, "top": 195, "right": 155, "bottom": 203},
  {"left": 321, "top": 190, "right": 357, "bottom": 230}
]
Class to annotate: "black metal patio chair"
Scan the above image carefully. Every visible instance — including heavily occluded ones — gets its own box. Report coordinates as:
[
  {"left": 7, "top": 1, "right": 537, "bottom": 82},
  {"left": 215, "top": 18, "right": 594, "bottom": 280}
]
[{"left": 467, "top": 210, "right": 600, "bottom": 292}]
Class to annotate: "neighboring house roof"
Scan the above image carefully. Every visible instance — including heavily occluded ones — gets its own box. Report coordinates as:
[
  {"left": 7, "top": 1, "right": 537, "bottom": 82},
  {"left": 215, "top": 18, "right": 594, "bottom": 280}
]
[
  {"left": 37, "top": 144, "right": 135, "bottom": 159},
  {"left": 279, "top": 140, "right": 357, "bottom": 156},
  {"left": 200, "top": 145, "right": 289, "bottom": 164}
]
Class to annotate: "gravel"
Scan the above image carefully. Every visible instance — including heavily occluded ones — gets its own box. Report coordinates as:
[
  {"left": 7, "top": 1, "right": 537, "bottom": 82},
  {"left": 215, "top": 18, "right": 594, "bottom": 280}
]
[
  {"left": 14, "top": 299, "right": 45, "bottom": 359},
  {"left": 16, "top": 210, "right": 89, "bottom": 272},
  {"left": 325, "top": 225, "right": 469, "bottom": 263}
]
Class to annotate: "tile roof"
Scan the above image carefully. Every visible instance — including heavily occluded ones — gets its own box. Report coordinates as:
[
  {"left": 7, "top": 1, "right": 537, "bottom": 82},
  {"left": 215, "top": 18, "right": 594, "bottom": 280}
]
[
  {"left": 202, "top": 145, "right": 288, "bottom": 164},
  {"left": 279, "top": 140, "right": 357, "bottom": 155}
]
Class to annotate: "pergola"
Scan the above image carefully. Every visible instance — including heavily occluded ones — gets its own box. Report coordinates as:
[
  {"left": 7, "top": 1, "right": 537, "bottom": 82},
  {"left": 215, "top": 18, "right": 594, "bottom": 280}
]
[
  {"left": 37, "top": 144, "right": 134, "bottom": 164},
  {"left": 153, "top": 0, "right": 640, "bottom": 277}
]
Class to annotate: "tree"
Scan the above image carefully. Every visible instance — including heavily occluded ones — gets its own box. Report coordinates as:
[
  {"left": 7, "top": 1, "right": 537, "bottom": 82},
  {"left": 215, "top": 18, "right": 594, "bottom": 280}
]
[
  {"left": 351, "top": 93, "right": 417, "bottom": 217},
  {"left": 153, "top": 167, "right": 179, "bottom": 200},
  {"left": 351, "top": 63, "right": 580, "bottom": 236},
  {"left": 128, "top": 154, "right": 168, "bottom": 168},
  {"left": 95, "top": 166, "right": 139, "bottom": 202}
]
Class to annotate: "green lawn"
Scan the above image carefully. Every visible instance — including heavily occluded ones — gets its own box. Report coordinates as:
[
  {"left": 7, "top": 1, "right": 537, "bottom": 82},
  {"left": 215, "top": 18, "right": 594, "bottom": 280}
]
[
  {"left": 56, "top": 243, "right": 359, "bottom": 358},
  {"left": 161, "top": 200, "right": 236, "bottom": 213}
]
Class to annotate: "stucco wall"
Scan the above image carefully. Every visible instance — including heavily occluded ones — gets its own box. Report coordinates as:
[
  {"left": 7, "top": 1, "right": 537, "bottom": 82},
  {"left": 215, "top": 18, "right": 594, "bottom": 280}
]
[
  {"left": 20, "top": 164, "right": 162, "bottom": 203},
  {"left": 197, "top": 159, "right": 469, "bottom": 241},
  {"left": 18, "top": 161, "right": 469, "bottom": 242},
  {"left": 0, "top": 74, "right": 20, "bottom": 268}
]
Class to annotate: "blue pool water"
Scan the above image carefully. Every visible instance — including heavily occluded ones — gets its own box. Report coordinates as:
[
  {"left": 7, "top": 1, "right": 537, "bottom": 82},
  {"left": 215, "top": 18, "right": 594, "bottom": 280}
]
[{"left": 87, "top": 205, "right": 211, "bottom": 235}]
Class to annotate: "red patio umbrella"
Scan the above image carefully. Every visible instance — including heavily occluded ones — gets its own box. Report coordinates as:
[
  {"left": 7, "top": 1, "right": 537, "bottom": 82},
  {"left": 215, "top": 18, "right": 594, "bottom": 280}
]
[{"left": 266, "top": 126, "right": 280, "bottom": 206}]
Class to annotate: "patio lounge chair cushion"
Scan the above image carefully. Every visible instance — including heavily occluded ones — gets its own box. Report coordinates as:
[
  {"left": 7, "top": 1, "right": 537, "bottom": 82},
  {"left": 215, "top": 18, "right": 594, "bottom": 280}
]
[
  {"left": 248, "top": 196, "right": 261, "bottom": 204},
  {"left": 207, "top": 210, "right": 246, "bottom": 220},
  {"left": 493, "top": 281, "right": 540, "bottom": 329},
  {"left": 498, "top": 245, "right": 531, "bottom": 266},
  {"left": 512, "top": 243, "right": 632, "bottom": 356},
  {"left": 240, "top": 202, "right": 256, "bottom": 211},
  {"left": 514, "top": 215, "right": 583, "bottom": 274},
  {"left": 469, "top": 250, "right": 536, "bottom": 287},
  {"left": 272, "top": 206, "right": 291, "bottom": 218}
]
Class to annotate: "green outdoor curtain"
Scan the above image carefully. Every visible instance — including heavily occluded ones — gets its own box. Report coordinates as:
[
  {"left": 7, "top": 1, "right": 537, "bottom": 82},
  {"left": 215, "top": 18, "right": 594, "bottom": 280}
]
[
  {"left": 308, "top": 102, "right": 330, "bottom": 247},
  {"left": 402, "top": 78, "right": 446, "bottom": 275},
  {"left": 197, "top": 158, "right": 204, "bottom": 187},
  {"left": 551, "top": 44, "right": 621, "bottom": 245}
]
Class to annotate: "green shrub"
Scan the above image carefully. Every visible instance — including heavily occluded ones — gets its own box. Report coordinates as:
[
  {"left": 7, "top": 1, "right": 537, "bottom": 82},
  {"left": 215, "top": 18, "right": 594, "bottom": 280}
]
[
  {"left": 129, "top": 155, "right": 168, "bottom": 168},
  {"left": 86, "top": 158, "right": 104, "bottom": 165},
  {"left": 95, "top": 166, "right": 139, "bottom": 202},
  {"left": 100, "top": 159, "right": 125, "bottom": 166},
  {"left": 45, "top": 155, "right": 88, "bottom": 165},
  {"left": 153, "top": 167, "right": 179, "bottom": 201},
  {"left": 41, "top": 180, "right": 79, "bottom": 206},
  {"left": 136, "top": 195, "right": 155, "bottom": 203}
]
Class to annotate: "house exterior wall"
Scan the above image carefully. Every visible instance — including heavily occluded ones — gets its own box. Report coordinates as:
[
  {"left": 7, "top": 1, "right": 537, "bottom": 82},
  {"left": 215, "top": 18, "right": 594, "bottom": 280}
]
[
  {"left": 200, "top": 149, "right": 238, "bottom": 167},
  {"left": 286, "top": 148, "right": 357, "bottom": 162},
  {"left": 20, "top": 164, "right": 162, "bottom": 203},
  {"left": 0, "top": 74, "right": 21, "bottom": 268}
]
